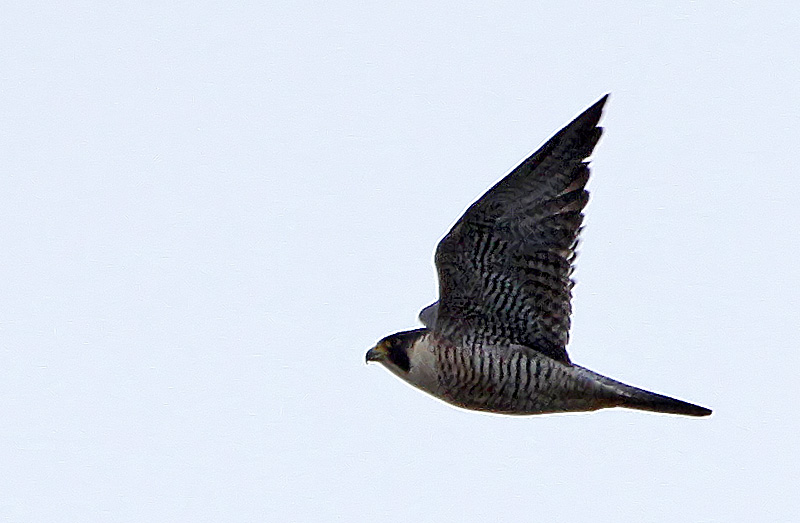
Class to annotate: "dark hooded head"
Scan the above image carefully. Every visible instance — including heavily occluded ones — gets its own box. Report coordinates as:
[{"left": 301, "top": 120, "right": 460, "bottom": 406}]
[{"left": 365, "top": 328, "right": 427, "bottom": 373}]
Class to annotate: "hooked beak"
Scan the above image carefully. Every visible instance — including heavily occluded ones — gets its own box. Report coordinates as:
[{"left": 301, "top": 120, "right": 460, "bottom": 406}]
[{"left": 365, "top": 344, "right": 387, "bottom": 364}]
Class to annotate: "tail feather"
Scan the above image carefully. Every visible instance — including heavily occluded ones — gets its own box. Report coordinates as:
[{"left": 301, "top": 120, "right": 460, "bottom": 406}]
[
  {"left": 617, "top": 388, "right": 712, "bottom": 417},
  {"left": 575, "top": 365, "right": 712, "bottom": 417}
]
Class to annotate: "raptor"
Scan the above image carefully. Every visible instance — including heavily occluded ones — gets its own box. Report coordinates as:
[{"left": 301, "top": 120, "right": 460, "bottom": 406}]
[{"left": 366, "top": 95, "right": 711, "bottom": 416}]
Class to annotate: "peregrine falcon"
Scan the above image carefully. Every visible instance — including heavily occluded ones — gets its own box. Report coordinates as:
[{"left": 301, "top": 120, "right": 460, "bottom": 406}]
[{"left": 366, "top": 95, "right": 711, "bottom": 416}]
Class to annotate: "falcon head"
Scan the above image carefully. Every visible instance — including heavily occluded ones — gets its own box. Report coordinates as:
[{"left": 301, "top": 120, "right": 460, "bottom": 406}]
[
  {"left": 366, "top": 328, "right": 428, "bottom": 374},
  {"left": 367, "top": 328, "right": 440, "bottom": 397}
]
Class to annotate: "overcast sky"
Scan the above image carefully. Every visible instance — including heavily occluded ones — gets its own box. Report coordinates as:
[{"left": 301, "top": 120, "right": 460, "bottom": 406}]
[{"left": 2, "top": 2, "right": 799, "bottom": 521}]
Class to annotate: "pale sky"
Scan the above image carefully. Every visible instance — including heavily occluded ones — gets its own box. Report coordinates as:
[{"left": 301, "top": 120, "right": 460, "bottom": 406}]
[{"left": 2, "top": 2, "right": 799, "bottom": 521}]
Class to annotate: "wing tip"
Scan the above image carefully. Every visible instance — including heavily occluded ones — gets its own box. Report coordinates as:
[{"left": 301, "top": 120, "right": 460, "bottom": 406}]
[
  {"left": 591, "top": 93, "right": 610, "bottom": 112},
  {"left": 575, "top": 93, "right": 610, "bottom": 129}
]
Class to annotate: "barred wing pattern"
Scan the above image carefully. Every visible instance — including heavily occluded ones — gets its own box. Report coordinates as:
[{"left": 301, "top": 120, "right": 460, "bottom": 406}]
[{"left": 431, "top": 96, "right": 607, "bottom": 364}]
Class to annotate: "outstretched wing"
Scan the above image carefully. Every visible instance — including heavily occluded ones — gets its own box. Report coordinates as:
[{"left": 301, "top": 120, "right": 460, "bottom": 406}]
[{"left": 431, "top": 96, "right": 607, "bottom": 363}]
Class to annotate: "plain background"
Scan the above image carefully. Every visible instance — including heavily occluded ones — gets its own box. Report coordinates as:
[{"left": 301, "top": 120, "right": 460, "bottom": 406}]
[{"left": 2, "top": 2, "right": 799, "bottom": 521}]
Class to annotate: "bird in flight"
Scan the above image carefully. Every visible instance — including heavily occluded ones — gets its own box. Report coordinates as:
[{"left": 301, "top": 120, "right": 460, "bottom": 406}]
[{"left": 366, "top": 95, "right": 711, "bottom": 416}]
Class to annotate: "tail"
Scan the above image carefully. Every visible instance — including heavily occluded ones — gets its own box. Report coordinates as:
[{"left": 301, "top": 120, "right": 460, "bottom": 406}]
[{"left": 576, "top": 365, "right": 712, "bottom": 417}]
